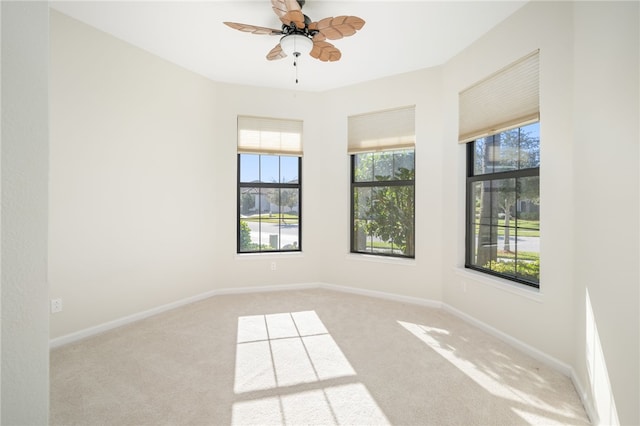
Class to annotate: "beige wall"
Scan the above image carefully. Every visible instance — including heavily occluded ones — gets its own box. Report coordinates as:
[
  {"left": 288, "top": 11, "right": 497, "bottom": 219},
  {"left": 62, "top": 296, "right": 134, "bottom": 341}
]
[
  {"left": 441, "top": 0, "right": 576, "bottom": 378},
  {"left": 439, "top": 2, "right": 639, "bottom": 424},
  {"left": 50, "top": 11, "right": 221, "bottom": 336},
  {"left": 49, "top": 11, "right": 324, "bottom": 339},
  {"left": 572, "top": 2, "right": 639, "bottom": 424},
  {"left": 317, "top": 67, "right": 444, "bottom": 301},
  {"left": 49, "top": 2, "right": 639, "bottom": 424},
  {"left": 1, "top": 2, "right": 50, "bottom": 424}
]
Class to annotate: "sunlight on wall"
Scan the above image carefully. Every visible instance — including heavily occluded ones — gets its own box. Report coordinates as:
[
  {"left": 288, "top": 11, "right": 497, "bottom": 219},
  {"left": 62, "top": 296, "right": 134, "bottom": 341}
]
[
  {"left": 232, "top": 311, "right": 389, "bottom": 425},
  {"left": 585, "top": 289, "right": 619, "bottom": 425},
  {"left": 397, "top": 320, "right": 585, "bottom": 425}
]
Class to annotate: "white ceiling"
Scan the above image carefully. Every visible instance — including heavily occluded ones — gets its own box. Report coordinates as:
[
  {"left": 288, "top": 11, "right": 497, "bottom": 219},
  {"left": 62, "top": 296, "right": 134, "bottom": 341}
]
[{"left": 51, "top": 1, "right": 528, "bottom": 92}]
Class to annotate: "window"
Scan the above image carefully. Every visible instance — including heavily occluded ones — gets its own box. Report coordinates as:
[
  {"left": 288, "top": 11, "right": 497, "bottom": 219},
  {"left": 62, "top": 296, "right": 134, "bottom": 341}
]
[
  {"left": 465, "top": 123, "right": 540, "bottom": 287},
  {"left": 459, "top": 50, "right": 540, "bottom": 287},
  {"left": 348, "top": 106, "right": 415, "bottom": 258},
  {"left": 237, "top": 116, "right": 302, "bottom": 253},
  {"left": 351, "top": 149, "right": 415, "bottom": 257}
]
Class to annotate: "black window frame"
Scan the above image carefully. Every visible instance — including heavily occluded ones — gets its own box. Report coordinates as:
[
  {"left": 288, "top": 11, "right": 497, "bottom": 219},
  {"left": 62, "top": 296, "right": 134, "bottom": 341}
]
[
  {"left": 350, "top": 149, "right": 415, "bottom": 259},
  {"left": 465, "top": 125, "right": 540, "bottom": 288},
  {"left": 237, "top": 154, "right": 302, "bottom": 253}
]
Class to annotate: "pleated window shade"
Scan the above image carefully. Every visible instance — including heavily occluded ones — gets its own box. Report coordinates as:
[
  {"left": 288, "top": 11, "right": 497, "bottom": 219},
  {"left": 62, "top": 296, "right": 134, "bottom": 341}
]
[
  {"left": 348, "top": 106, "right": 415, "bottom": 154},
  {"left": 458, "top": 50, "right": 539, "bottom": 144},
  {"left": 237, "top": 115, "right": 303, "bottom": 155}
]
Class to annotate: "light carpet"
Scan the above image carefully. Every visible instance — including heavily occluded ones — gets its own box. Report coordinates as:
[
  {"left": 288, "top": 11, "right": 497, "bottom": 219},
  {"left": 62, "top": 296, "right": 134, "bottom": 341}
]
[{"left": 50, "top": 288, "right": 590, "bottom": 425}]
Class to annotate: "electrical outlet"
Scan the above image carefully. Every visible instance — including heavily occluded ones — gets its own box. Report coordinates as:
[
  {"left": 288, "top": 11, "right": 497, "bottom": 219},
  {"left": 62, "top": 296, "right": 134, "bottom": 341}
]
[
  {"left": 270, "top": 262, "right": 277, "bottom": 271},
  {"left": 51, "top": 298, "right": 63, "bottom": 314}
]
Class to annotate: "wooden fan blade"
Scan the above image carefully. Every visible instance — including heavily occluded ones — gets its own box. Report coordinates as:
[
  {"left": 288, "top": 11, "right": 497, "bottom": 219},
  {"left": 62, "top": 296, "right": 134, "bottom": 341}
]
[
  {"left": 271, "top": 0, "right": 305, "bottom": 29},
  {"left": 312, "top": 32, "right": 326, "bottom": 42},
  {"left": 224, "top": 22, "right": 283, "bottom": 35},
  {"left": 266, "top": 43, "right": 287, "bottom": 61},
  {"left": 310, "top": 40, "right": 342, "bottom": 62},
  {"left": 313, "top": 16, "right": 365, "bottom": 40}
]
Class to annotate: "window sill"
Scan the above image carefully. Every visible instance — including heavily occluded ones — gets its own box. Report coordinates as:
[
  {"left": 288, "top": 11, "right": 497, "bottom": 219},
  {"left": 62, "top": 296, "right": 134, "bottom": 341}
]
[
  {"left": 235, "top": 252, "right": 304, "bottom": 261},
  {"left": 454, "top": 267, "right": 543, "bottom": 303},
  {"left": 347, "top": 253, "right": 416, "bottom": 266}
]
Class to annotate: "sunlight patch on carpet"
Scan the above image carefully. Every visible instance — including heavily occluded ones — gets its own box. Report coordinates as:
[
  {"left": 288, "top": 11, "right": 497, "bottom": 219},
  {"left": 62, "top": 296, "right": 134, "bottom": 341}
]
[
  {"left": 231, "top": 384, "right": 389, "bottom": 426},
  {"left": 233, "top": 311, "right": 388, "bottom": 425},
  {"left": 234, "top": 311, "right": 356, "bottom": 393},
  {"left": 397, "top": 320, "right": 587, "bottom": 425}
]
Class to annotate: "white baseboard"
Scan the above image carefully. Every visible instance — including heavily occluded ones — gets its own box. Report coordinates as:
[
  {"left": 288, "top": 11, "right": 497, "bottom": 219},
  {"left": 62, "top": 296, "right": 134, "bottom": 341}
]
[
  {"left": 441, "top": 302, "right": 573, "bottom": 376},
  {"left": 214, "top": 282, "right": 318, "bottom": 296},
  {"left": 570, "top": 368, "right": 597, "bottom": 425},
  {"left": 440, "top": 302, "right": 599, "bottom": 424},
  {"left": 318, "top": 282, "right": 442, "bottom": 309},
  {"left": 49, "top": 282, "right": 319, "bottom": 349},
  {"left": 49, "top": 287, "right": 220, "bottom": 348}
]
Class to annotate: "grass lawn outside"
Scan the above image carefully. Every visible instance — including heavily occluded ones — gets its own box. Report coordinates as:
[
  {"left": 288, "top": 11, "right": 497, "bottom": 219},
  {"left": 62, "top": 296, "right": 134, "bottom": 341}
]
[{"left": 241, "top": 213, "right": 299, "bottom": 224}]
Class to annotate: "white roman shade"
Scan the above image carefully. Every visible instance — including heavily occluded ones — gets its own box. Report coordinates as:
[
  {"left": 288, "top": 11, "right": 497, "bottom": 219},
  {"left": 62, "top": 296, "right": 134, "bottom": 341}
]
[
  {"left": 348, "top": 106, "right": 415, "bottom": 154},
  {"left": 458, "top": 50, "right": 539, "bottom": 144},
  {"left": 237, "top": 115, "right": 303, "bottom": 155}
]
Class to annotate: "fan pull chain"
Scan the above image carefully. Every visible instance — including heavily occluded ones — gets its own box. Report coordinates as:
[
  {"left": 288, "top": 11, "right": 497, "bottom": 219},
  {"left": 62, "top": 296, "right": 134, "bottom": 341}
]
[{"left": 293, "top": 52, "right": 300, "bottom": 84}]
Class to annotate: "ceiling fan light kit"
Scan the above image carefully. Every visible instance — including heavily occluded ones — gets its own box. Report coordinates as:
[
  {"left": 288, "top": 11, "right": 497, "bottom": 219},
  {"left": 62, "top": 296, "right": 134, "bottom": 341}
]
[
  {"left": 224, "top": 0, "right": 365, "bottom": 83},
  {"left": 280, "top": 34, "right": 313, "bottom": 57}
]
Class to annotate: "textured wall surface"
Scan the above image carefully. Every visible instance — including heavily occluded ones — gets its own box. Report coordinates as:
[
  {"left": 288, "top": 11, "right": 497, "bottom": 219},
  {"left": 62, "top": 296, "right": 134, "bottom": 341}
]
[{"left": 1, "top": 2, "right": 50, "bottom": 424}]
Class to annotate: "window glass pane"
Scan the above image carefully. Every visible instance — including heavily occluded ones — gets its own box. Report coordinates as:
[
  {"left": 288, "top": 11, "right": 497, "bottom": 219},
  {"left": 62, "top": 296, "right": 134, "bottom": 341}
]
[
  {"left": 260, "top": 188, "right": 279, "bottom": 250},
  {"left": 239, "top": 186, "right": 261, "bottom": 252},
  {"left": 474, "top": 138, "right": 489, "bottom": 175},
  {"left": 239, "top": 187, "right": 259, "bottom": 216},
  {"left": 280, "top": 156, "right": 298, "bottom": 183},
  {"left": 351, "top": 149, "right": 415, "bottom": 259},
  {"left": 240, "top": 154, "right": 259, "bottom": 183},
  {"left": 364, "top": 185, "right": 414, "bottom": 256},
  {"left": 519, "top": 122, "right": 540, "bottom": 169},
  {"left": 393, "top": 150, "right": 415, "bottom": 180},
  {"left": 476, "top": 181, "right": 498, "bottom": 226},
  {"left": 493, "top": 130, "right": 520, "bottom": 173},
  {"left": 353, "top": 187, "right": 372, "bottom": 252},
  {"left": 494, "top": 236, "right": 516, "bottom": 276},
  {"left": 472, "top": 223, "right": 497, "bottom": 270},
  {"left": 279, "top": 188, "right": 299, "bottom": 251},
  {"left": 470, "top": 182, "right": 482, "bottom": 225},
  {"left": 472, "top": 178, "right": 514, "bottom": 270},
  {"left": 354, "top": 153, "right": 373, "bottom": 182},
  {"left": 466, "top": 123, "right": 539, "bottom": 287},
  {"left": 260, "top": 155, "right": 279, "bottom": 183},
  {"left": 473, "top": 125, "right": 540, "bottom": 176},
  {"left": 354, "top": 187, "right": 372, "bottom": 221},
  {"left": 495, "top": 178, "right": 516, "bottom": 226},
  {"left": 353, "top": 219, "right": 369, "bottom": 252},
  {"left": 516, "top": 236, "right": 540, "bottom": 283},
  {"left": 373, "top": 152, "right": 394, "bottom": 181},
  {"left": 517, "top": 176, "right": 540, "bottom": 223},
  {"left": 238, "top": 218, "right": 255, "bottom": 253}
]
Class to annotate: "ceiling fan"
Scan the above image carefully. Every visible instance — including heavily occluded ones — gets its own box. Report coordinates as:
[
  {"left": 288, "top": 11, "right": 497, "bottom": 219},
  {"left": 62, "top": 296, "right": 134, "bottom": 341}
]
[{"left": 223, "top": 0, "right": 365, "bottom": 63}]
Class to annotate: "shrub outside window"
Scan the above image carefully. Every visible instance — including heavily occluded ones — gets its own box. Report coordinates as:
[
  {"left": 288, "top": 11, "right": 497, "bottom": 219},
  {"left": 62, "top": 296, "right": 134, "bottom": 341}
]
[
  {"left": 465, "top": 122, "right": 540, "bottom": 287},
  {"left": 351, "top": 149, "right": 415, "bottom": 258}
]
